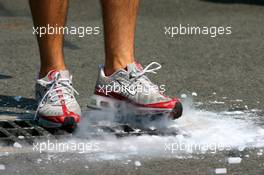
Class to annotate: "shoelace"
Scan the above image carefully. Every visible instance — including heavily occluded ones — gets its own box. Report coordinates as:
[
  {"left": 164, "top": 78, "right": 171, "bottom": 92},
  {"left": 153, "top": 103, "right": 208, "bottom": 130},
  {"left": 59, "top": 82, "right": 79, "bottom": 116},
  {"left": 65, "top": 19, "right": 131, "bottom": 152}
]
[
  {"left": 130, "top": 62, "right": 162, "bottom": 78},
  {"left": 129, "top": 62, "right": 162, "bottom": 90},
  {"left": 34, "top": 72, "right": 79, "bottom": 120}
]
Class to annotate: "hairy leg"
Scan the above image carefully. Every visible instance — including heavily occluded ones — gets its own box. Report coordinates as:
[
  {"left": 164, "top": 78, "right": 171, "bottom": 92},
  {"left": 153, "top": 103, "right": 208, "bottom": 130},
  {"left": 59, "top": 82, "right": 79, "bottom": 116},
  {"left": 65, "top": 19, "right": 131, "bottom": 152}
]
[
  {"left": 101, "top": 0, "right": 139, "bottom": 76},
  {"left": 30, "top": 0, "right": 68, "bottom": 78}
]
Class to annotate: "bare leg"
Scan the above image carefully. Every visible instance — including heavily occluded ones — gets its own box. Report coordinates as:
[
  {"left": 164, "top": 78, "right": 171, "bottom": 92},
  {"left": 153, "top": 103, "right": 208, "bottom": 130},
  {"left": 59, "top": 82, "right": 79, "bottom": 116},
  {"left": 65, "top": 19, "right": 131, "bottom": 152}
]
[
  {"left": 101, "top": 0, "right": 139, "bottom": 76},
  {"left": 30, "top": 0, "right": 68, "bottom": 78}
]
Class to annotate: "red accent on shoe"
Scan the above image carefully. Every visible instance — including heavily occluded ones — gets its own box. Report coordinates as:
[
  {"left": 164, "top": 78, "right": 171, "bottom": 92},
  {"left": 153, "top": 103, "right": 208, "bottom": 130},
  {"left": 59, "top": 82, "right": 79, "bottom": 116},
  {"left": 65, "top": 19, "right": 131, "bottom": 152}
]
[
  {"left": 134, "top": 60, "right": 143, "bottom": 71},
  {"left": 95, "top": 89, "right": 180, "bottom": 109},
  {"left": 40, "top": 112, "right": 80, "bottom": 124},
  {"left": 40, "top": 94, "right": 80, "bottom": 125},
  {"left": 47, "top": 70, "right": 59, "bottom": 81}
]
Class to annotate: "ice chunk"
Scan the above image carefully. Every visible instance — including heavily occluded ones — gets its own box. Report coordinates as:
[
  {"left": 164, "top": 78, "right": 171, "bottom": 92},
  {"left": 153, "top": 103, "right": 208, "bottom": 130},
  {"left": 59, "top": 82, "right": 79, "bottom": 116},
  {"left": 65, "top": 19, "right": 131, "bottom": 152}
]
[
  {"left": 194, "top": 102, "right": 203, "bottom": 106},
  {"left": 14, "top": 96, "right": 22, "bottom": 102},
  {"left": 149, "top": 126, "right": 156, "bottom": 130},
  {"left": 13, "top": 142, "right": 22, "bottom": 148},
  {"left": 257, "top": 152, "right": 263, "bottom": 156},
  {"left": 209, "top": 100, "right": 225, "bottom": 104},
  {"left": 0, "top": 152, "right": 9, "bottom": 157},
  {"left": 180, "top": 94, "right": 187, "bottom": 99},
  {"left": 228, "top": 157, "right": 242, "bottom": 164},
  {"left": 191, "top": 92, "right": 197, "bottom": 96},
  {"left": 18, "top": 136, "right": 25, "bottom": 139},
  {"left": 0, "top": 164, "right": 5, "bottom": 170},
  {"left": 134, "top": 161, "right": 141, "bottom": 167},
  {"left": 215, "top": 168, "right": 227, "bottom": 174}
]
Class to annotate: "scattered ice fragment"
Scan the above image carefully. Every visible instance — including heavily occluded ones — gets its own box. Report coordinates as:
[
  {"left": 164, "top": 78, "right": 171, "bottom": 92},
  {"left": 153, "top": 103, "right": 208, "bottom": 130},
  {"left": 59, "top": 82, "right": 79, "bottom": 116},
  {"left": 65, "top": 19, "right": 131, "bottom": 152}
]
[
  {"left": 251, "top": 109, "right": 261, "bottom": 112},
  {"left": 99, "top": 154, "right": 118, "bottom": 160},
  {"left": 257, "top": 152, "right": 262, "bottom": 156},
  {"left": 13, "top": 142, "right": 22, "bottom": 148},
  {"left": 0, "top": 152, "right": 9, "bottom": 157},
  {"left": 134, "top": 161, "right": 141, "bottom": 167},
  {"left": 149, "top": 126, "right": 156, "bottom": 130},
  {"left": 222, "top": 97, "right": 227, "bottom": 99},
  {"left": 244, "top": 155, "right": 249, "bottom": 158},
  {"left": 0, "top": 164, "right": 5, "bottom": 170},
  {"left": 18, "top": 136, "right": 25, "bottom": 139},
  {"left": 84, "top": 165, "right": 89, "bottom": 169},
  {"left": 37, "top": 159, "right": 42, "bottom": 163},
  {"left": 180, "top": 94, "right": 187, "bottom": 99},
  {"left": 209, "top": 100, "right": 225, "bottom": 104},
  {"left": 134, "top": 129, "right": 141, "bottom": 133},
  {"left": 14, "top": 96, "right": 22, "bottom": 102},
  {"left": 191, "top": 92, "right": 197, "bottom": 96},
  {"left": 213, "top": 92, "right": 216, "bottom": 95},
  {"left": 257, "top": 150, "right": 263, "bottom": 156},
  {"left": 194, "top": 102, "right": 203, "bottom": 106},
  {"left": 221, "top": 111, "right": 244, "bottom": 115},
  {"left": 244, "top": 105, "right": 248, "bottom": 109},
  {"left": 228, "top": 157, "right": 242, "bottom": 164},
  {"left": 176, "top": 134, "right": 184, "bottom": 140},
  {"left": 215, "top": 168, "right": 227, "bottom": 174},
  {"left": 235, "top": 99, "right": 243, "bottom": 102}
]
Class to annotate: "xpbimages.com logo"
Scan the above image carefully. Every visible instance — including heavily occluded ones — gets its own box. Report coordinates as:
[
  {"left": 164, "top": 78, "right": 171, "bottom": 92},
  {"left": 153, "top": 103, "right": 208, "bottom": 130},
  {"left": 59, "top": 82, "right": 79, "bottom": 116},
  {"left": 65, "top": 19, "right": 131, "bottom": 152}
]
[
  {"left": 33, "top": 140, "right": 100, "bottom": 153},
  {"left": 97, "top": 81, "right": 166, "bottom": 96},
  {"left": 165, "top": 24, "right": 232, "bottom": 38},
  {"left": 32, "top": 24, "right": 100, "bottom": 37},
  {"left": 164, "top": 142, "right": 232, "bottom": 154}
]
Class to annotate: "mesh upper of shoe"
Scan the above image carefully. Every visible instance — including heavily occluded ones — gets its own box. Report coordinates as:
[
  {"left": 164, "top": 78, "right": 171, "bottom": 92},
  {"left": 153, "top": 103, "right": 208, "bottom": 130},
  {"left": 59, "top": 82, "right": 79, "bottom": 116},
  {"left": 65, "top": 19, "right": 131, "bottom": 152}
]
[
  {"left": 95, "top": 62, "right": 171, "bottom": 105},
  {"left": 35, "top": 70, "right": 81, "bottom": 118}
]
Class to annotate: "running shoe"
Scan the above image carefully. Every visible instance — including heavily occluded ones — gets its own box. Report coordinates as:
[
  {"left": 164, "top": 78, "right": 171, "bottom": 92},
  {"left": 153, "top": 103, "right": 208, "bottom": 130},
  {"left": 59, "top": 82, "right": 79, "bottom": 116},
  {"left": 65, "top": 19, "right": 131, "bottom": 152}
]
[
  {"left": 88, "top": 61, "right": 182, "bottom": 119},
  {"left": 35, "top": 70, "right": 81, "bottom": 129}
]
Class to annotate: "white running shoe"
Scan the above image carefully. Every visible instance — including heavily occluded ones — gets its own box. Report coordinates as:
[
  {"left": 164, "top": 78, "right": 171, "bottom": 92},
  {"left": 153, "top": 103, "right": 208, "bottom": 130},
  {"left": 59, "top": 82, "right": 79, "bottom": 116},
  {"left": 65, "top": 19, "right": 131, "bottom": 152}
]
[
  {"left": 88, "top": 61, "right": 182, "bottom": 119},
  {"left": 35, "top": 70, "right": 81, "bottom": 129}
]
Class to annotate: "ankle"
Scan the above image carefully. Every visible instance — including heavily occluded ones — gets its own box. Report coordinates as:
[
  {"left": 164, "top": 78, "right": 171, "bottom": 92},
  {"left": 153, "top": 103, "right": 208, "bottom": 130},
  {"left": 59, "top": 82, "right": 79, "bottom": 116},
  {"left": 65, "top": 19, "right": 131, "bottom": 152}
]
[
  {"left": 104, "top": 58, "right": 134, "bottom": 76},
  {"left": 39, "top": 65, "right": 66, "bottom": 78},
  {"left": 104, "top": 63, "right": 132, "bottom": 76}
]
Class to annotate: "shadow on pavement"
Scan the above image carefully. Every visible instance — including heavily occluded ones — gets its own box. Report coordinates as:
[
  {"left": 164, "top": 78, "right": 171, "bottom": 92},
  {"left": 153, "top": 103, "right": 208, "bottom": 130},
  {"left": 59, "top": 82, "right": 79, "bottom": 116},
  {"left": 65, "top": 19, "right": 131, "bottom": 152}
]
[
  {"left": 64, "top": 39, "right": 81, "bottom": 50},
  {"left": 0, "top": 2, "right": 14, "bottom": 17},
  {"left": 0, "top": 95, "right": 37, "bottom": 111},
  {"left": 201, "top": 0, "right": 264, "bottom": 5},
  {"left": 0, "top": 74, "right": 12, "bottom": 79}
]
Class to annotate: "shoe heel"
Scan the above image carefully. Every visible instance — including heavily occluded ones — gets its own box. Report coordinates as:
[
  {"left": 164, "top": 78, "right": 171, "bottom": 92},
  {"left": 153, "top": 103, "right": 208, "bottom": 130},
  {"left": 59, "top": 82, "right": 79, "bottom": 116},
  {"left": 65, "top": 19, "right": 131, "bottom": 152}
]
[{"left": 170, "top": 102, "right": 183, "bottom": 119}]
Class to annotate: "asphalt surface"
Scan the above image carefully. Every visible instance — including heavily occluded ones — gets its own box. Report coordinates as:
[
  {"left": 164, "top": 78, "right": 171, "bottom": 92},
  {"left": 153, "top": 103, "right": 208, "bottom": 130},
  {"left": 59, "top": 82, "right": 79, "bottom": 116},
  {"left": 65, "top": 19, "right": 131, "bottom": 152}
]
[{"left": 0, "top": 0, "right": 264, "bottom": 174}]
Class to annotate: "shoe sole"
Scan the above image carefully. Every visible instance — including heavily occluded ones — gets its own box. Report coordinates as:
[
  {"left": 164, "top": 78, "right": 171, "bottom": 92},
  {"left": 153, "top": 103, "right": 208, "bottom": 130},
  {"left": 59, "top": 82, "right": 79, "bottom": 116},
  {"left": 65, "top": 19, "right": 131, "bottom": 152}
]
[
  {"left": 88, "top": 94, "right": 183, "bottom": 119},
  {"left": 170, "top": 101, "right": 183, "bottom": 119},
  {"left": 36, "top": 116, "right": 77, "bottom": 132}
]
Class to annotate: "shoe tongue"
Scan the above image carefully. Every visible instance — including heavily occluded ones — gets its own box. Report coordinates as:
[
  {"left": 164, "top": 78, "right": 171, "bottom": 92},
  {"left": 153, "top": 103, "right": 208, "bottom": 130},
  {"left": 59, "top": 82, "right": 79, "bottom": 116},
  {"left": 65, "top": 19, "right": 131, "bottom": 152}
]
[
  {"left": 46, "top": 70, "right": 70, "bottom": 81},
  {"left": 126, "top": 62, "right": 143, "bottom": 74},
  {"left": 59, "top": 70, "right": 70, "bottom": 79}
]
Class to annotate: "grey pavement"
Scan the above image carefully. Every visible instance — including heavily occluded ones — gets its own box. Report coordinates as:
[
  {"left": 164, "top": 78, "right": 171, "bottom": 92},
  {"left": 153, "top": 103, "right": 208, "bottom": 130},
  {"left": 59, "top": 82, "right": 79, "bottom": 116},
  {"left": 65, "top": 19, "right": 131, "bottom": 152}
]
[{"left": 0, "top": 0, "right": 264, "bottom": 174}]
